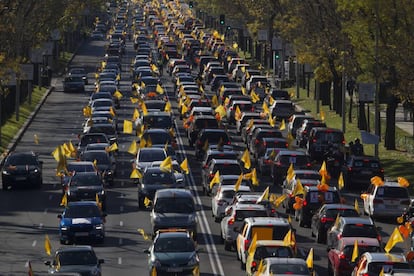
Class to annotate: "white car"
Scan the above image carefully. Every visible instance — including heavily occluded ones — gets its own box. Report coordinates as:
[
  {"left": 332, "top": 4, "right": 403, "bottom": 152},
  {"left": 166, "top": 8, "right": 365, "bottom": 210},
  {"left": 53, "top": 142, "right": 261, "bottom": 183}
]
[
  {"left": 362, "top": 181, "right": 410, "bottom": 218},
  {"left": 352, "top": 252, "right": 409, "bottom": 275},
  {"left": 259, "top": 257, "right": 312, "bottom": 276},
  {"left": 211, "top": 185, "right": 251, "bottom": 222}
]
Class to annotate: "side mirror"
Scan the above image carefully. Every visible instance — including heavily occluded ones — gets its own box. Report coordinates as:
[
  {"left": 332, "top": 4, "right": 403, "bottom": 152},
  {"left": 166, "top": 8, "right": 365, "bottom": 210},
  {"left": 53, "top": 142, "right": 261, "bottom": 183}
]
[
  {"left": 143, "top": 249, "right": 150, "bottom": 254},
  {"left": 44, "top": 261, "right": 51, "bottom": 266},
  {"left": 57, "top": 214, "right": 62, "bottom": 219}
]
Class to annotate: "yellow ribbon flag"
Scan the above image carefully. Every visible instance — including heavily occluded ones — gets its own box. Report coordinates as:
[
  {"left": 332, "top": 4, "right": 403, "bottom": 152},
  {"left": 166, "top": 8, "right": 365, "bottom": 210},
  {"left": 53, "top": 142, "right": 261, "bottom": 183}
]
[
  {"left": 234, "top": 105, "right": 242, "bottom": 121},
  {"left": 269, "top": 116, "right": 277, "bottom": 127},
  {"left": 139, "top": 138, "right": 147, "bottom": 148},
  {"left": 293, "top": 179, "right": 304, "bottom": 196},
  {"left": 164, "top": 101, "right": 171, "bottom": 112},
  {"left": 141, "top": 102, "right": 148, "bottom": 115},
  {"left": 209, "top": 171, "right": 220, "bottom": 189},
  {"left": 233, "top": 174, "right": 243, "bottom": 192},
  {"left": 354, "top": 198, "right": 360, "bottom": 214},
  {"left": 256, "top": 186, "right": 269, "bottom": 203},
  {"left": 123, "top": 120, "right": 133, "bottom": 134},
  {"left": 44, "top": 235, "right": 52, "bottom": 256},
  {"left": 287, "top": 163, "right": 294, "bottom": 181},
  {"left": 34, "top": 134, "right": 39, "bottom": 145},
  {"left": 250, "top": 91, "right": 260, "bottom": 103},
  {"left": 107, "top": 142, "right": 118, "bottom": 152},
  {"left": 241, "top": 149, "right": 251, "bottom": 170},
  {"left": 180, "top": 158, "right": 189, "bottom": 174},
  {"left": 351, "top": 239, "right": 359, "bottom": 262},
  {"left": 144, "top": 197, "right": 152, "bottom": 207},
  {"left": 251, "top": 168, "right": 259, "bottom": 186},
  {"left": 262, "top": 102, "right": 270, "bottom": 115},
  {"left": 214, "top": 105, "right": 226, "bottom": 119},
  {"left": 338, "top": 172, "right": 344, "bottom": 190},
  {"left": 283, "top": 229, "right": 294, "bottom": 247},
  {"left": 109, "top": 106, "right": 116, "bottom": 118},
  {"left": 132, "top": 108, "right": 140, "bottom": 121},
  {"left": 280, "top": 119, "right": 286, "bottom": 130},
  {"left": 156, "top": 84, "right": 164, "bottom": 94},
  {"left": 181, "top": 104, "right": 188, "bottom": 115},
  {"left": 130, "top": 168, "right": 143, "bottom": 179},
  {"left": 130, "top": 97, "right": 139, "bottom": 104},
  {"left": 95, "top": 193, "right": 102, "bottom": 210},
  {"left": 160, "top": 156, "right": 173, "bottom": 172},
  {"left": 248, "top": 233, "right": 257, "bottom": 256},
  {"left": 320, "top": 109, "right": 325, "bottom": 121},
  {"left": 274, "top": 194, "right": 287, "bottom": 207},
  {"left": 128, "top": 140, "right": 138, "bottom": 155},
  {"left": 151, "top": 266, "right": 157, "bottom": 276},
  {"left": 60, "top": 193, "right": 68, "bottom": 207},
  {"left": 256, "top": 259, "right": 264, "bottom": 274},
  {"left": 269, "top": 95, "right": 275, "bottom": 105},
  {"left": 319, "top": 160, "right": 329, "bottom": 178},
  {"left": 306, "top": 248, "right": 313, "bottom": 269},
  {"left": 384, "top": 227, "right": 404, "bottom": 253},
  {"left": 192, "top": 266, "right": 199, "bottom": 276},
  {"left": 211, "top": 95, "right": 218, "bottom": 107},
  {"left": 114, "top": 90, "right": 123, "bottom": 100},
  {"left": 137, "top": 228, "right": 152, "bottom": 241}
]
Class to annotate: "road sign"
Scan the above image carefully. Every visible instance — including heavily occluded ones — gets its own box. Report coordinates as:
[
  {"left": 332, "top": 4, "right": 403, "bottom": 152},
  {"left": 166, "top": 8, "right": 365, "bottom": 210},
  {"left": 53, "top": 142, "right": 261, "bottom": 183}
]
[
  {"left": 257, "top": 30, "right": 268, "bottom": 41},
  {"left": 272, "top": 37, "right": 282, "bottom": 50},
  {"left": 358, "top": 83, "right": 375, "bottom": 103},
  {"left": 20, "top": 64, "right": 34, "bottom": 81}
]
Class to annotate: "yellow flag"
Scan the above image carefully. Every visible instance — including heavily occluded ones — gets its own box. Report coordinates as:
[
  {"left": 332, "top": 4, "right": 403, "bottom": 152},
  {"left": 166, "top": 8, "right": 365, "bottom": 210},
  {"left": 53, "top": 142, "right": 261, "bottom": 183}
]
[
  {"left": 379, "top": 268, "right": 385, "bottom": 276},
  {"left": 144, "top": 197, "right": 152, "bottom": 207},
  {"left": 140, "top": 138, "right": 147, "bottom": 148},
  {"left": 45, "top": 235, "right": 52, "bottom": 256},
  {"left": 288, "top": 215, "right": 292, "bottom": 224},
  {"left": 251, "top": 168, "right": 259, "bottom": 186},
  {"left": 181, "top": 104, "right": 188, "bottom": 115},
  {"left": 130, "top": 168, "right": 143, "bottom": 179},
  {"left": 151, "top": 266, "right": 157, "bottom": 276},
  {"left": 293, "top": 179, "right": 304, "bottom": 195},
  {"left": 250, "top": 91, "right": 260, "bottom": 103},
  {"left": 233, "top": 174, "right": 243, "bottom": 192},
  {"left": 384, "top": 227, "right": 404, "bottom": 253},
  {"left": 146, "top": 136, "right": 153, "bottom": 147},
  {"left": 180, "top": 158, "right": 189, "bottom": 174},
  {"left": 256, "top": 186, "right": 269, "bottom": 203},
  {"left": 354, "top": 198, "right": 360, "bottom": 214},
  {"left": 60, "top": 193, "right": 67, "bottom": 207},
  {"left": 351, "top": 239, "right": 359, "bottom": 262},
  {"left": 164, "top": 101, "right": 171, "bottom": 112},
  {"left": 234, "top": 105, "right": 242, "bottom": 121},
  {"left": 160, "top": 156, "right": 173, "bottom": 172},
  {"left": 280, "top": 119, "right": 286, "bottom": 130},
  {"left": 398, "top": 176, "right": 410, "bottom": 187},
  {"left": 137, "top": 124, "right": 145, "bottom": 138},
  {"left": 241, "top": 149, "right": 251, "bottom": 169},
  {"left": 262, "top": 102, "right": 270, "bottom": 115},
  {"left": 114, "top": 90, "right": 123, "bottom": 100},
  {"left": 256, "top": 259, "right": 264, "bottom": 273},
  {"left": 338, "top": 172, "right": 344, "bottom": 190},
  {"left": 128, "top": 140, "right": 138, "bottom": 155},
  {"left": 137, "top": 228, "right": 152, "bottom": 240},
  {"left": 269, "top": 116, "right": 277, "bottom": 127},
  {"left": 68, "top": 141, "right": 77, "bottom": 157},
  {"left": 34, "top": 134, "right": 39, "bottom": 145},
  {"left": 269, "top": 96, "right": 275, "bottom": 105},
  {"left": 95, "top": 193, "right": 102, "bottom": 210},
  {"left": 109, "top": 107, "right": 116, "bottom": 117},
  {"left": 334, "top": 213, "right": 340, "bottom": 228},
  {"left": 107, "top": 142, "right": 118, "bottom": 152},
  {"left": 83, "top": 106, "right": 91, "bottom": 117},
  {"left": 156, "top": 84, "right": 164, "bottom": 94},
  {"left": 209, "top": 171, "right": 220, "bottom": 189},
  {"left": 319, "top": 161, "right": 329, "bottom": 178},
  {"left": 214, "top": 105, "right": 226, "bottom": 119},
  {"left": 132, "top": 108, "right": 140, "bottom": 121},
  {"left": 306, "top": 248, "right": 313, "bottom": 269},
  {"left": 211, "top": 95, "right": 218, "bottom": 107},
  {"left": 141, "top": 103, "right": 148, "bottom": 115},
  {"left": 287, "top": 162, "right": 294, "bottom": 178},
  {"left": 248, "top": 233, "right": 257, "bottom": 256},
  {"left": 274, "top": 194, "right": 287, "bottom": 207},
  {"left": 130, "top": 97, "right": 139, "bottom": 104},
  {"left": 123, "top": 120, "right": 133, "bottom": 134},
  {"left": 192, "top": 265, "right": 199, "bottom": 276},
  {"left": 283, "top": 229, "right": 293, "bottom": 246}
]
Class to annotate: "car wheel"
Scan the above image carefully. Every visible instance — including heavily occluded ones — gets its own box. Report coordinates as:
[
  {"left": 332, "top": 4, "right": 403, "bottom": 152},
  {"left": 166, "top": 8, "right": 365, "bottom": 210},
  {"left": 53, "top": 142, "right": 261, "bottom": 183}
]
[
  {"left": 138, "top": 195, "right": 145, "bottom": 210},
  {"left": 240, "top": 259, "right": 245, "bottom": 270},
  {"left": 316, "top": 230, "right": 325, "bottom": 244}
]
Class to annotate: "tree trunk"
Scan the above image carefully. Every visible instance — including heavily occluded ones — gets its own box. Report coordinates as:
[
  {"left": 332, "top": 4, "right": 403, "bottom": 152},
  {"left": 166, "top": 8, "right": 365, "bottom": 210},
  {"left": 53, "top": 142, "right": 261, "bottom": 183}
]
[
  {"left": 385, "top": 95, "right": 399, "bottom": 150},
  {"left": 320, "top": 81, "right": 331, "bottom": 107},
  {"left": 358, "top": 103, "right": 367, "bottom": 130},
  {"left": 332, "top": 76, "right": 342, "bottom": 115}
]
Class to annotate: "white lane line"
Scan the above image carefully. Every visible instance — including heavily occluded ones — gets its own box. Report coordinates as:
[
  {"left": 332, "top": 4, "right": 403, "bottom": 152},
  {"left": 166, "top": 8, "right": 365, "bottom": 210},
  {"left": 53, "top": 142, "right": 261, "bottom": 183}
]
[
  {"left": 118, "top": 257, "right": 122, "bottom": 265},
  {"left": 173, "top": 111, "right": 225, "bottom": 276},
  {"left": 120, "top": 221, "right": 124, "bottom": 227},
  {"left": 120, "top": 206, "right": 124, "bottom": 212},
  {"left": 32, "top": 240, "right": 37, "bottom": 247}
]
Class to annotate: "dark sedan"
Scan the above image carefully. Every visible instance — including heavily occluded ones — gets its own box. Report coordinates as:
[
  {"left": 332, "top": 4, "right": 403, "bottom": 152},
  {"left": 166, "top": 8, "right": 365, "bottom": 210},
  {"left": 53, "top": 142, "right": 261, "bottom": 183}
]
[
  {"left": 341, "top": 155, "right": 384, "bottom": 191},
  {"left": 66, "top": 172, "right": 106, "bottom": 211},
  {"left": 2, "top": 151, "right": 43, "bottom": 190}
]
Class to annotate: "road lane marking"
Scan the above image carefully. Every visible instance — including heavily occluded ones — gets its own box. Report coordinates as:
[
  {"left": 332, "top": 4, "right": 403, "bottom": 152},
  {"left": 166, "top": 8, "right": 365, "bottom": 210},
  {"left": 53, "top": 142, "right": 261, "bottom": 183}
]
[{"left": 32, "top": 240, "right": 37, "bottom": 247}]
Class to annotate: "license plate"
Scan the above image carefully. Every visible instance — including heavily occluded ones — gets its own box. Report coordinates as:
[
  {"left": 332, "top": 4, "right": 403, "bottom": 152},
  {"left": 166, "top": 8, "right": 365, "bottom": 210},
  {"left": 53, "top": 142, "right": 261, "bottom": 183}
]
[
  {"left": 167, "top": 267, "right": 183, "bottom": 272},
  {"left": 75, "top": 232, "right": 89, "bottom": 237}
]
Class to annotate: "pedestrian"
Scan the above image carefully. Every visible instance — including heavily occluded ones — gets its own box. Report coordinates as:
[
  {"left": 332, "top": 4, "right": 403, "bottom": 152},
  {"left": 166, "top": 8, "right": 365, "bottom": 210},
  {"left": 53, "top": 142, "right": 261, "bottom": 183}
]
[
  {"left": 351, "top": 138, "right": 364, "bottom": 156},
  {"left": 403, "top": 99, "right": 411, "bottom": 121}
]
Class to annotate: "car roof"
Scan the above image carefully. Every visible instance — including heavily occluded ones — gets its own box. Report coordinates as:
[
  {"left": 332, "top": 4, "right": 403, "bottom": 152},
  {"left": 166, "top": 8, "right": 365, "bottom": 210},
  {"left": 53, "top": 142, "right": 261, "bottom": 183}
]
[
  {"left": 306, "top": 186, "right": 338, "bottom": 192},
  {"left": 233, "top": 203, "right": 267, "bottom": 210},
  {"left": 339, "top": 237, "right": 380, "bottom": 246},
  {"left": 340, "top": 216, "right": 374, "bottom": 224},
  {"left": 156, "top": 230, "right": 192, "bottom": 239},
  {"left": 361, "top": 252, "right": 406, "bottom": 263},
  {"left": 277, "top": 150, "right": 308, "bottom": 156},
  {"left": 322, "top": 203, "right": 356, "bottom": 210},
  {"left": 67, "top": 201, "right": 99, "bottom": 208},
  {"left": 377, "top": 181, "right": 406, "bottom": 188},
  {"left": 56, "top": 245, "right": 94, "bottom": 253},
  {"left": 155, "top": 188, "right": 192, "bottom": 198},
  {"left": 220, "top": 185, "right": 250, "bottom": 192},
  {"left": 244, "top": 217, "right": 289, "bottom": 225},
  {"left": 211, "top": 159, "right": 239, "bottom": 165},
  {"left": 255, "top": 240, "right": 289, "bottom": 247},
  {"left": 264, "top": 257, "right": 307, "bottom": 265}
]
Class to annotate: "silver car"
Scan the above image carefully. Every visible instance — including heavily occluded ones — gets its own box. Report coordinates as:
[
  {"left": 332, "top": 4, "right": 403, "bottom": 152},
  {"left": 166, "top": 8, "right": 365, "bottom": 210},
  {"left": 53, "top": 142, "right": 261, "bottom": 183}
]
[
  {"left": 211, "top": 185, "right": 251, "bottom": 222},
  {"left": 220, "top": 203, "right": 269, "bottom": 251}
]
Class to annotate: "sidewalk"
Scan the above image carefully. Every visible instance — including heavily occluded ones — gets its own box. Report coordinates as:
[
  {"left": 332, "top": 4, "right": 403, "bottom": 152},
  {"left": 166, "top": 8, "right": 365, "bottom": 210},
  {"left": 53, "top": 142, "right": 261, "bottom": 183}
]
[{"left": 382, "top": 104, "right": 414, "bottom": 137}]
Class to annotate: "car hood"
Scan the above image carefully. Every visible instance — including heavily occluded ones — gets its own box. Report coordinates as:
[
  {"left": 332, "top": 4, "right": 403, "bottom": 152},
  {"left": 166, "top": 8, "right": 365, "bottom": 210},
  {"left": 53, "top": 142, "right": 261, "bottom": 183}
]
[
  {"left": 70, "top": 186, "right": 103, "bottom": 193},
  {"left": 55, "top": 265, "right": 99, "bottom": 274},
  {"left": 153, "top": 213, "right": 194, "bottom": 225},
  {"left": 62, "top": 216, "right": 103, "bottom": 226},
  {"left": 4, "top": 164, "right": 39, "bottom": 173},
  {"left": 154, "top": 252, "right": 195, "bottom": 264}
]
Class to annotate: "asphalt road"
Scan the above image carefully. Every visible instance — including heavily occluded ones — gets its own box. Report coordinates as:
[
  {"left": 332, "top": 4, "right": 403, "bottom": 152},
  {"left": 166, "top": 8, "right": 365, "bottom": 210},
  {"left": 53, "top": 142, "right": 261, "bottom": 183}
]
[{"left": 0, "top": 33, "right": 407, "bottom": 276}]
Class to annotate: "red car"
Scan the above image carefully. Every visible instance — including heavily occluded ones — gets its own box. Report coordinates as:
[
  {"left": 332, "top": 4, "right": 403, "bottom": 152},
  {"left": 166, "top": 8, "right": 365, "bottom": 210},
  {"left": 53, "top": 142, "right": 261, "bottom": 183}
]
[{"left": 327, "top": 237, "right": 382, "bottom": 276}]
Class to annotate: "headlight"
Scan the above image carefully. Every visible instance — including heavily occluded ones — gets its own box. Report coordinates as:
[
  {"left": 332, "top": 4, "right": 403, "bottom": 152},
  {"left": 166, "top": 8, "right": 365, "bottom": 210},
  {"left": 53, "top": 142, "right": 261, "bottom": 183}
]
[
  {"left": 188, "top": 214, "right": 196, "bottom": 224},
  {"left": 95, "top": 224, "right": 103, "bottom": 230},
  {"left": 32, "top": 168, "right": 39, "bottom": 173},
  {"left": 2, "top": 170, "right": 10, "bottom": 175},
  {"left": 153, "top": 215, "right": 161, "bottom": 223},
  {"left": 68, "top": 191, "right": 75, "bottom": 196},
  {"left": 101, "top": 190, "right": 105, "bottom": 195},
  {"left": 61, "top": 226, "right": 68, "bottom": 231},
  {"left": 187, "top": 254, "right": 199, "bottom": 266}
]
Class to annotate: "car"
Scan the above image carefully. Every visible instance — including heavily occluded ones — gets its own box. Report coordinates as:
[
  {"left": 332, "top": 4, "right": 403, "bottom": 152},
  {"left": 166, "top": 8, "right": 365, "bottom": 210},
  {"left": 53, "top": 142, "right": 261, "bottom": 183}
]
[
  {"left": 248, "top": 128, "right": 283, "bottom": 155},
  {"left": 58, "top": 201, "right": 106, "bottom": 244},
  {"left": 328, "top": 237, "right": 382, "bottom": 276},
  {"left": 352, "top": 252, "right": 409, "bottom": 276},
  {"left": 362, "top": 181, "right": 410, "bottom": 218},
  {"left": 80, "top": 150, "right": 116, "bottom": 186},
  {"left": 201, "top": 149, "right": 239, "bottom": 169},
  {"left": 143, "top": 230, "right": 200, "bottom": 275},
  {"left": 134, "top": 147, "right": 168, "bottom": 174},
  {"left": 77, "top": 133, "right": 110, "bottom": 154},
  {"left": 61, "top": 161, "right": 97, "bottom": 193},
  {"left": 212, "top": 174, "right": 251, "bottom": 195},
  {"left": 296, "top": 119, "right": 326, "bottom": 148},
  {"left": 257, "top": 148, "right": 285, "bottom": 176},
  {"left": 150, "top": 189, "right": 197, "bottom": 239},
  {"left": 341, "top": 155, "right": 384, "bottom": 191},
  {"left": 140, "top": 128, "right": 176, "bottom": 148},
  {"left": 230, "top": 192, "right": 279, "bottom": 217},
  {"left": 268, "top": 100, "right": 296, "bottom": 121},
  {"left": 202, "top": 158, "right": 243, "bottom": 195},
  {"left": 83, "top": 122, "right": 117, "bottom": 145},
  {"left": 226, "top": 100, "right": 254, "bottom": 124},
  {"left": 66, "top": 172, "right": 106, "bottom": 210},
  {"left": 295, "top": 185, "right": 342, "bottom": 227},
  {"left": 220, "top": 203, "right": 269, "bottom": 251},
  {"left": 235, "top": 217, "right": 292, "bottom": 268},
  {"left": 235, "top": 112, "right": 263, "bottom": 135},
  {"left": 245, "top": 124, "right": 275, "bottom": 148},
  {"left": 63, "top": 76, "right": 85, "bottom": 93},
  {"left": 259, "top": 257, "right": 313, "bottom": 276},
  {"left": 137, "top": 167, "right": 179, "bottom": 209},
  {"left": 68, "top": 67, "right": 88, "bottom": 84},
  {"left": 150, "top": 160, "right": 185, "bottom": 186},
  {"left": 306, "top": 127, "right": 345, "bottom": 161},
  {"left": 194, "top": 129, "right": 231, "bottom": 159},
  {"left": 251, "top": 137, "right": 287, "bottom": 162},
  {"left": 246, "top": 240, "right": 296, "bottom": 276},
  {"left": 327, "top": 217, "right": 381, "bottom": 251},
  {"left": 186, "top": 115, "right": 219, "bottom": 146},
  {"left": 137, "top": 111, "right": 173, "bottom": 131},
  {"left": 311, "top": 204, "right": 360, "bottom": 244},
  {"left": 44, "top": 246, "right": 104, "bottom": 275},
  {"left": 270, "top": 150, "right": 312, "bottom": 185},
  {"left": 2, "top": 151, "right": 43, "bottom": 190},
  {"left": 288, "top": 114, "right": 313, "bottom": 139},
  {"left": 212, "top": 185, "right": 251, "bottom": 222}
]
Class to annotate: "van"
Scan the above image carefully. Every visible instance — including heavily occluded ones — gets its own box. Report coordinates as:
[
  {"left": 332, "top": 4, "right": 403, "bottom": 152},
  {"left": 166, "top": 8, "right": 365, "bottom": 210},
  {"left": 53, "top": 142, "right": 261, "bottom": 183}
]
[{"left": 306, "top": 127, "right": 345, "bottom": 161}]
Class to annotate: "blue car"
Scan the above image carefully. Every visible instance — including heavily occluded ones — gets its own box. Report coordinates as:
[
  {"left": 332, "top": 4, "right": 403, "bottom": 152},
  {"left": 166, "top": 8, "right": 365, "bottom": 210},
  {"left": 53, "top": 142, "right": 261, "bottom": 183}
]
[{"left": 58, "top": 201, "right": 106, "bottom": 245}]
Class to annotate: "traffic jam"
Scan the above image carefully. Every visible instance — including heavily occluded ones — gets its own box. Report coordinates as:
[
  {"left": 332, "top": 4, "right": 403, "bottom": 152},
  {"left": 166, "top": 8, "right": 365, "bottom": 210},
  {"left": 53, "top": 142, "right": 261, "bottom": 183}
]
[{"left": 6, "top": 0, "right": 414, "bottom": 275}]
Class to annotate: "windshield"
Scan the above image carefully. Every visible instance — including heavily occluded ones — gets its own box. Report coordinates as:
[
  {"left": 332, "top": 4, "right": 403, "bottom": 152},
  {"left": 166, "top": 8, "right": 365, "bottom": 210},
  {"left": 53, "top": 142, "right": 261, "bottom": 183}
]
[
  {"left": 65, "top": 205, "right": 101, "bottom": 218},
  {"left": 70, "top": 174, "right": 102, "bottom": 187},
  {"left": 154, "top": 198, "right": 194, "bottom": 213},
  {"left": 6, "top": 154, "right": 38, "bottom": 165},
  {"left": 154, "top": 237, "right": 195, "bottom": 252},
  {"left": 57, "top": 251, "right": 98, "bottom": 266},
  {"left": 138, "top": 150, "right": 166, "bottom": 162},
  {"left": 143, "top": 171, "right": 174, "bottom": 184},
  {"left": 254, "top": 246, "right": 293, "bottom": 259}
]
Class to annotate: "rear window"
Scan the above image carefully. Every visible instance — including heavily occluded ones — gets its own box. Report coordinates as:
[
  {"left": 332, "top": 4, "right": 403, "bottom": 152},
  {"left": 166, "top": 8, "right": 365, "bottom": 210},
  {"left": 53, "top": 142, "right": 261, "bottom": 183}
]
[
  {"left": 222, "top": 190, "right": 235, "bottom": 199},
  {"left": 325, "top": 208, "right": 359, "bottom": 218},
  {"left": 252, "top": 225, "right": 290, "bottom": 240},
  {"left": 257, "top": 131, "right": 283, "bottom": 139},
  {"left": 376, "top": 187, "right": 409, "bottom": 199},
  {"left": 280, "top": 155, "right": 309, "bottom": 166},
  {"left": 307, "top": 191, "right": 340, "bottom": 204},
  {"left": 274, "top": 102, "right": 293, "bottom": 109},
  {"left": 143, "top": 115, "right": 172, "bottom": 128},
  {"left": 254, "top": 246, "right": 293, "bottom": 259},
  {"left": 342, "top": 245, "right": 381, "bottom": 259},
  {"left": 295, "top": 173, "right": 321, "bottom": 181},
  {"left": 314, "top": 131, "right": 344, "bottom": 143},
  {"left": 201, "top": 132, "right": 229, "bottom": 143},
  {"left": 235, "top": 210, "right": 268, "bottom": 221},
  {"left": 142, "top": 132, "right": 171, "bottom": 144},
  {"left": 214, "top": 164, "right": 242, "bottom": 175},
  {"left": 354, "top": 160, "right": 380, "bottom": 168},
  {"left": 270, "top": 263, "right": 309, "bottom": 274},
  {"left": 342, "top": 224, "right": 378, "bottom": 238},
  {"left": 367, "top": 262, "right": 410, "bottom": 274},
  {"left": 235, "top": 103, "right": 253, "bottom": 111},
  {"left": 195, "top": 119, "right": 218, "bottom": 129}
]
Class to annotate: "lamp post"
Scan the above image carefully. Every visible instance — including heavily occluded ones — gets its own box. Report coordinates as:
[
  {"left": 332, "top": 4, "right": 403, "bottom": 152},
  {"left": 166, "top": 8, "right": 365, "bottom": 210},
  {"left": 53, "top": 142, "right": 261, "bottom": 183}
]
[{"left": 374, "top": 0, "right": 380, "bottom": 157}]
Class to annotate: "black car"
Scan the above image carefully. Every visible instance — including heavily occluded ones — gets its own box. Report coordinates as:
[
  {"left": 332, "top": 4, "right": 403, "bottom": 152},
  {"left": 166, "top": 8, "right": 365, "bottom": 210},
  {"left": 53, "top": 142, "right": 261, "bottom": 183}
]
[
  {"left": 80, "top": 150, "right": 116, "bottom": 186},
  {"left": 2, "top": 151, "right": 43, "bottom": 190},
  {"left": 270, "top": 150, "right": 312, "bottom": 185},
  {"left": 187, "top": 115, "right": 219, "bottom": 146},
  {"left": 341, "top": 155, "right": 384, "bottom": 191},
  {"left": 44, "top": 246, "right": 104, "bottom": 275},
  {"left": 194, "top": 129, "right": 231, "bottom": 159},
  {"left": 68, "top": 67, "right": 88, "bottom": 85},
  {"left": 66, "top": 172, "right": 106, "bottom": 211},
  {"left": 63, "top": 76, "right": 85, "bottom": 93}
]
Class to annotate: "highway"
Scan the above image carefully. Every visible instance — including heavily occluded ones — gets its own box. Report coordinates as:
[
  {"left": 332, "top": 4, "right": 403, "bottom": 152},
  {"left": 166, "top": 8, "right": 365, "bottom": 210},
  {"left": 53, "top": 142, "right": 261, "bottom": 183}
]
[{"left": 0, "top": 18, "right": 407, "bottom": 276}]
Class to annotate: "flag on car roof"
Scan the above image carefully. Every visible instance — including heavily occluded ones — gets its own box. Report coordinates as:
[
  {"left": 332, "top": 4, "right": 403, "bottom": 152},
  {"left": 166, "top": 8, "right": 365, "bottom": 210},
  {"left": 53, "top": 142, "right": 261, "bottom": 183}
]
[
  {"left": 209, "top": 171, "right": 220, "bottom": 189},
  {"left": 160, "top": 156, "right": 173, "bottom": 172},
  {"left": 233, "top": 174, "right": 243, "bottom": 192},
  {"left": 351, "top": 240, "right": 358, "bottom": 262},
  {"left": 306, "top": 248, "right": 313, "bottom": 269},
  {"left": 44, "top": 235, "right": 52, "bottom": 256},
  {"left": 241, "top": 149, "right": 251, "bottom": 170},
  {"left": 384, "top": 227, "right": 404, "bottom": 253},
  {"left": 130, "top": 168, "right": 142, "bottom": 179}
]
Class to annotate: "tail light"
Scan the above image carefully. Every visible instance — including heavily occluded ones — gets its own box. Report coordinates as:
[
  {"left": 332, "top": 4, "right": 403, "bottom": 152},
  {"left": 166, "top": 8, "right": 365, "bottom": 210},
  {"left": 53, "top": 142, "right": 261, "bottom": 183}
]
[
  {"left": 264, "top": 160, "right": 272, "bottom": 164},
  {"left": 337, "top": 233, "right": 342, "bottom": 240},
  {"left": 263, "top": 141, "right": 267, "bottom": 147},
  {"left": 342, "top": 139, "right": 346, "bottom": 145},
  {"left": 285, "top": 143, "right": 289, "bottom": 148},
  {"left": 244, "top": 239, "right": 250, "bottom": 251},
  {"left": 339, "top": 252, "right": 347, "bottom": 260},
  {"left": 275, "top": 161, "right": 281, "bottom": 166},
  {"left": 377, "top": 234, "right": 382, "bottom": 242},
  {"left": 373, "top": 199, "right": 383, "bottom": 204},
  {"left": 228, "top": 217, "right": 235, "bottom": 225},
  {"left": 312, "top": 138, "right": 317, "bottom": 143},
  {"left": 380, "top": 168, "right": 384, "bottom": 173},
  {"left": 251, "top": 261, "right": 257, "bottom": 269},
  {"left": 230, "top": 107, "right": 233, "bottom": 111},
  {"left": 303, "top": 200, "right": 307, "bottom": 206},
  {"left": 321, "top": 217, "right": 334, "bottom": 223},
  {"left": 251, "top": 107, "right": 255, "bottom": 112},
  {"left": 227, "top": 141, "right": 231, "bottom": 145},
  {"left": 348, "top": 167, "right": 352, "bottom": 171},
  {"left": 271, "top": 208, "right": 276, "bottom": 214},
  {"left": 203, "top": 165, "right": 208, "bottom": 169},
  {"left": 255, "top": 139, "right": 259, "bottom": 145},
  {"left": 306, "top": 163, "right": 312, "bottom": 168}
]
